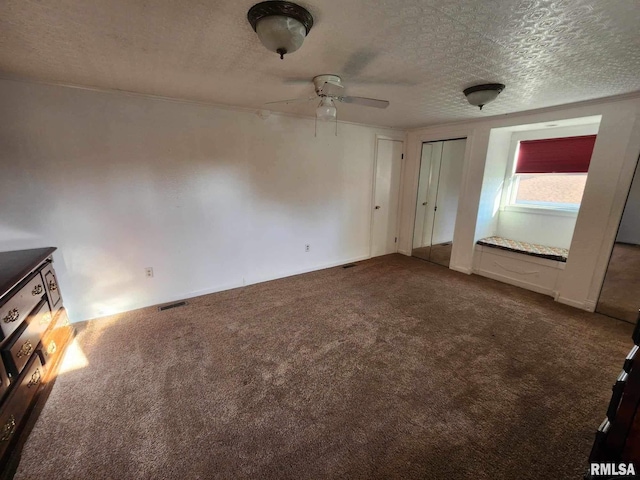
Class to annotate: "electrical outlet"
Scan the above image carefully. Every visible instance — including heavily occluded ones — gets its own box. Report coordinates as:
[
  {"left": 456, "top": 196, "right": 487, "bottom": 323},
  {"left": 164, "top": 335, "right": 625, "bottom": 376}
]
[
  {"left": 145, "top": 267, "right": 154, "bottom": 278},
  {"left": 305, "top": 244, "right": 310, "bottom": 252}
]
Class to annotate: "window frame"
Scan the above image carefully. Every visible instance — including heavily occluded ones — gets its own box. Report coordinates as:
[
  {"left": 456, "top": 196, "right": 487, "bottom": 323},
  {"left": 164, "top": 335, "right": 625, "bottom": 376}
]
[
  {"left": 507, "top": 172, "right": 588, "bottom": 214},
  {"left": 500, "top": 125, "right": 599, "bottom": 217}
]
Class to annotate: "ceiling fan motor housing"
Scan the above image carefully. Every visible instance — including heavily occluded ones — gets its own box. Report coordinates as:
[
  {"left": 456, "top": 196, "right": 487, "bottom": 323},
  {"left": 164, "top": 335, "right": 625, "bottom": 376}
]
[
  {"left": 313, "top": 75, "right": 343, "bottom": 96},
  {"left": 313, "top": 75, "right": 343, "bottom": 95}
]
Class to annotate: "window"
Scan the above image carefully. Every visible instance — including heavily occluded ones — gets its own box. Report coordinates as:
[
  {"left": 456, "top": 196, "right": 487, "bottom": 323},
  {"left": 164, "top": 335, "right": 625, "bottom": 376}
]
[{"left": 508, "top": 135, "right": 596, "bottom": 211}]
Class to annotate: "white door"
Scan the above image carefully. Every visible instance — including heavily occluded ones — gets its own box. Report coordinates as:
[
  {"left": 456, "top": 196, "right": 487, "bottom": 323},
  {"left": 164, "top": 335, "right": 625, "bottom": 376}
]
[{"left": 372, "top": 139, "right": 403, "bottom": 257}]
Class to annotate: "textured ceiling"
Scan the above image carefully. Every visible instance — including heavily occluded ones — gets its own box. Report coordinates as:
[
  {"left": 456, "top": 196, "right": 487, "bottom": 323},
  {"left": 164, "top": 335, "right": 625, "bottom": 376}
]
[{"left": 1, "top": 0, "right": 639, "bottom": 128}]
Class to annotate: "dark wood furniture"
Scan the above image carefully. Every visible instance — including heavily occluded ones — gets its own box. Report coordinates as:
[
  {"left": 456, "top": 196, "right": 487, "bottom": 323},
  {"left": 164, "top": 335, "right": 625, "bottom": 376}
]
[
  {"left": 586, "top": 312, "right": 640, "bottom": 478},
  {"left": 0, "top": 248, "right": 74, "bottom": 477}
]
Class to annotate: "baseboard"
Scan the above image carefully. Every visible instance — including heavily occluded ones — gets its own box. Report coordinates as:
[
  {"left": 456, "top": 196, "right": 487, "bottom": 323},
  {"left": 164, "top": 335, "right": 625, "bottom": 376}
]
[
  {"left": 583, "top": 299, "right": 597, "bottom": 312},
  {"left": 556, "top": 296, "right": 592, "bottom": 311},
  {"left": 80, "top": 279, "right": 246, "bottom": 322},
  {"left": 82, "top": 254, "right": 373, "bottom": 323},
  {"left": 450, "top": 265, "right": 473, "bottom": 275},
  {"left": 398, "top": 249, "right": 412, "bottom": 256},
  {"left": 245, "top": 254, "right": 372, "bottom": 286},
  {"left": 171, "top": 280, "right": 247, "bottom": 303},
  {"left": 476, "top": 269, "right": 555, "bottom": 297}
]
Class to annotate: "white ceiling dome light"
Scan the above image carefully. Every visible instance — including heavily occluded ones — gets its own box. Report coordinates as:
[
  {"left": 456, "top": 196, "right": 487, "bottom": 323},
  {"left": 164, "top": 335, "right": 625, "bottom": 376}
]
[
  {"left": 463, "top": 83, "right": 505, "bottom": 110},
  {"left": 247, "top": 1, "right": 314, "bottom": 60}
]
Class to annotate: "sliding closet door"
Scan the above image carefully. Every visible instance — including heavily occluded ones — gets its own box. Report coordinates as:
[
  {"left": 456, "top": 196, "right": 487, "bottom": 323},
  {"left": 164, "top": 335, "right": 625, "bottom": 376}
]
[
  {"left": 413, "top": 143, "right": 433, "bottom": 250},
  {"left": 412, "top": 142, "right": 442, "bottom": 261},
  {"left": 431, "top": 139, "right": 466, "bottom": 246},
  {"left": 411, "top": 138, "right": 466, "bottom": 267}
]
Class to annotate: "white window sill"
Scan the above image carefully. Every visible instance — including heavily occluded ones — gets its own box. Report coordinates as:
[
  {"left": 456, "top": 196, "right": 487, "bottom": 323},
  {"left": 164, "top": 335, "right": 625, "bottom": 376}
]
[{"left": 502, "top": 204, "right": 579, "bottom": 217}]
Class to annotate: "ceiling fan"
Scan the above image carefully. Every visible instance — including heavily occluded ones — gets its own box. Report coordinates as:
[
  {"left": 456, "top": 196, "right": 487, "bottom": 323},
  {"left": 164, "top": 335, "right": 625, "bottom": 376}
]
[{"left": 264, "top": 75, "right": 390, "bottom": 125}]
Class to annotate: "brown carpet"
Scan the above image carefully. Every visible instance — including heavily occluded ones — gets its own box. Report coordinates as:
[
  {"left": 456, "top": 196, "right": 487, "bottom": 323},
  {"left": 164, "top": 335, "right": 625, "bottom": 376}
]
[
  {"left": 15, "top": 254, "right": 633, "bottom": 479},
  {"left": 597, "top": 242, "right": 640, "bottom": 323}
]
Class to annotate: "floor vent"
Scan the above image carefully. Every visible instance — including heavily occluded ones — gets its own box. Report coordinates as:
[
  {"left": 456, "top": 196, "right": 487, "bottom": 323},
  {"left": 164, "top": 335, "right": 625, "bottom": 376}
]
[
  {"left": 343, "top": 264, "right": 357, "bottom": 269},
  {"left": 158, "top": 301, "right": 188, "bottom": 311}
]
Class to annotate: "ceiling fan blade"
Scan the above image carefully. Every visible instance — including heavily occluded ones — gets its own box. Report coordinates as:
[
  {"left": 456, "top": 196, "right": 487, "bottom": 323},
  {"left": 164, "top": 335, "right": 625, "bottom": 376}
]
[
  {"left": 264, "top": 96, "right": 316, "bottom": 106},
  {"left": 338, "top": 96, "right": 390, "bottom": 109}
]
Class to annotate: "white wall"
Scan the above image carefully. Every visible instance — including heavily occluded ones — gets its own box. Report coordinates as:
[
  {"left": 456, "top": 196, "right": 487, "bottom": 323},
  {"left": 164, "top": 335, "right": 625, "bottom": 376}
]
[
  {"left": 496, "top": 210, "right": 576, "bottom": 249},
  {"left": 0, "top": 79, "right": 403, "bottom": 322},
  {"left": 474, "top": 129, "right": 511, "bottom": 240},
  {"left": 400, "top": 95, "right": 640, "bottom": 311}
]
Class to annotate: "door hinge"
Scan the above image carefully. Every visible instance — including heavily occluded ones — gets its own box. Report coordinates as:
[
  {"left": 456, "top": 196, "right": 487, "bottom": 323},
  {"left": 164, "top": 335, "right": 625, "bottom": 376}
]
[
  {"left": 395, "top": 237, "right": 397, "bottom": 243},
  {"left": 401, "top": 153, "right": 404, "bottom": 159}
]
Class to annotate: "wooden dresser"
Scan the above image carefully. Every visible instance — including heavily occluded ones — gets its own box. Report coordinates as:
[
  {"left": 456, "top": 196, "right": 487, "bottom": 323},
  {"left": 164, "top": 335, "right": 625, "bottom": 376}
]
[
  {"left": 586, "top": 312, "right": 640, "bottom": 478},
  {"left": 0, "top": 248, "right": 74, "bottom": 477}
]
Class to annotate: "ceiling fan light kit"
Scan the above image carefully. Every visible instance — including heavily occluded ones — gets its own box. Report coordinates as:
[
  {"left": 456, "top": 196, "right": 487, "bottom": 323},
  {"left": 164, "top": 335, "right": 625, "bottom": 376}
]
[
  {"left": 316, "top": 97, "right": 337, "bottom": 121},
  {"left": 263, "top": 75, "right": 390, "bottom": 136},
  {"left": 247, "top": 1, "right": 314, "bottom": 59},
  {"left": 463, "top": 83, "right": 505, "bottom": 110}
]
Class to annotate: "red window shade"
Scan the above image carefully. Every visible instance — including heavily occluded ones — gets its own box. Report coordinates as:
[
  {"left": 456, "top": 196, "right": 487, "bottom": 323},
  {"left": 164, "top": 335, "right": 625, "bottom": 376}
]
[{"left": 516, "top": 135, "right": 596, "bottom": 174}]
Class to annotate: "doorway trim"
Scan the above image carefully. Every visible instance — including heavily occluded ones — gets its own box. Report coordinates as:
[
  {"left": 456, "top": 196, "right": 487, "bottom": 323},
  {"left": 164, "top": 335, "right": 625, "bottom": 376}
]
[{"left": 370, "top": 134, "right": 406, "bottom": 258}]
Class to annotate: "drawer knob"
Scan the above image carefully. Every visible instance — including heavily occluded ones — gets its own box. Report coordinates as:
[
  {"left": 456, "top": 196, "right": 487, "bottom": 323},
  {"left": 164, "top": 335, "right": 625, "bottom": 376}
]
[
  {"left": 0, "top": 415, "right": 16, "bottom": 442},
  {"left": 40, "top": 312, "right": 52, "bottom": 326},
  {"left": 32, "top": 284, "right": 43, "bottom": 296},
  {"left": 27, "top": 368, "right": 41, "bottom": 388},
  {"left": 16, "top": 340, "right": 33, "bottom": 359},
  {"left": 48, "top": 280, "right": 57, "bottom": 292},
  {"left": 47, "top": 341, "right": 57, "bottom": 355},
  {"left": 3, "top": 308, "right": 19, "bottom": 323}
]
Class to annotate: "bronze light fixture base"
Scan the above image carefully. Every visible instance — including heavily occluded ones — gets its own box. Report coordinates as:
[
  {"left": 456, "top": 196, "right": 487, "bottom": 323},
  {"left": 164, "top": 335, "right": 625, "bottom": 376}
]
[
  {"left": 248, "top": 1, "right": 314, "bottom": 58},
  {"left": 463, "top": 83, "right": 506, "bottom": 110}
]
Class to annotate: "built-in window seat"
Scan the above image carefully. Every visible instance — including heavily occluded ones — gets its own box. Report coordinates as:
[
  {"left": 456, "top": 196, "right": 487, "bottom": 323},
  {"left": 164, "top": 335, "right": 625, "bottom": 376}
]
[
  {"left": 476, "top": 236, "right": 568, "bottom": 262},
  {"left": 472, "top": 236, "right": 568, "bottom": 297}
]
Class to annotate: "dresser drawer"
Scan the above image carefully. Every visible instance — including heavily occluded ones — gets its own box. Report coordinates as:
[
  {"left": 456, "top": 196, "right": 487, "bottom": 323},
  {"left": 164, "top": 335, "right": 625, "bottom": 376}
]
[
  {"left": 0, "top": 354, "right": 43, "bottom": 460},
  {"left": 0, "top": 272, "right": 47, "bottom": 340},
  {"left": 40, "top": 263, "right": 62, "bottom": 315},
  {"left": 0, "top": 359, "right": 10, "bottom": 404},
  {"left": 40, "top": 308, "right": 73, "bottom": 373},
  {"left": 2, "top": 299, "right": 50, "bottom": 377}
]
